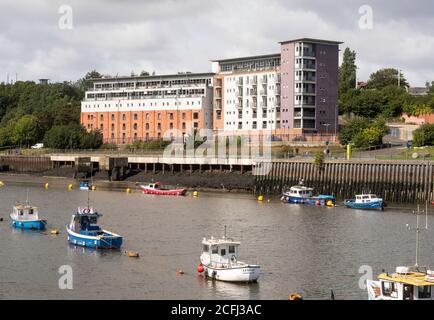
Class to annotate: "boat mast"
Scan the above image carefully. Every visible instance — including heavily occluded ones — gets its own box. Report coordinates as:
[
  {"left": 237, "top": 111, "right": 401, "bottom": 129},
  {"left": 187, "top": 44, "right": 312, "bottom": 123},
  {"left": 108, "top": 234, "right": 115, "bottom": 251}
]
[{"left": 407, "top": 204, "right": 428, "bottom": 267}]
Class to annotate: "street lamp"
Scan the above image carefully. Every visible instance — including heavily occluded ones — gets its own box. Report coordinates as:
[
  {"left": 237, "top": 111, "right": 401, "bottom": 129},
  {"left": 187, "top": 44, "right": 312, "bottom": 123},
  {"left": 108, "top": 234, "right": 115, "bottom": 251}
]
[{"left": 322, "top": 122, "right": 331, "bottom": 156}]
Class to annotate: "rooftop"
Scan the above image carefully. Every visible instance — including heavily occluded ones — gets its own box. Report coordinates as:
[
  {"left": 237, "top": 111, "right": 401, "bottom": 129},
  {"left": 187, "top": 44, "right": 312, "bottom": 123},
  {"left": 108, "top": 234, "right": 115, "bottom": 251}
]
[
  {"left": 90, "top": 72, "right": 215, "bottom": 83},
  {"left": 211, "top": 53, "right": 280, "bottom": 63},
  {"left": 279, "top": 38, "right": 343, "bottom": 45},
  {"left": 379, "top": 272, "right": 434, "bottom": 287}
]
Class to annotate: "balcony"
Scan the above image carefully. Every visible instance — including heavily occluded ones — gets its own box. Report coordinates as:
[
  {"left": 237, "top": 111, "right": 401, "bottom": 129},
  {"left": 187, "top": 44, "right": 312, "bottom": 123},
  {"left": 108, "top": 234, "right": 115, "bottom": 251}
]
[
  {"left": 237, "top": 90, "right": 243, "bottom": 97},
  {"left": 261, "top": 76, "right": 268, "bottom": 84},
  {"left": 236, "top": 101, "right": 243, "bottom": 109},
  {"left": 260, "top": 89, "right": 268, "bottom": 96},
  {"left": 237, "top": 78, "right": 243, "bottom": 86},
  {"left": 215, "top": 80, "right": 222, "bottom": 88},
  {"left": 251, "top": 89, "right": 257, "bottom": 96},
  {"left": 238, "top": 113, "right": 243, "bottom": 119},
  {"left": 252, "top": 101, "right": 258, "bottom": 108},
  {"left": 251, "top": 77, "right": 258, "bottom": 84},
  {"left": 276, "top": 75, "right": 281, "bottom": 83}
]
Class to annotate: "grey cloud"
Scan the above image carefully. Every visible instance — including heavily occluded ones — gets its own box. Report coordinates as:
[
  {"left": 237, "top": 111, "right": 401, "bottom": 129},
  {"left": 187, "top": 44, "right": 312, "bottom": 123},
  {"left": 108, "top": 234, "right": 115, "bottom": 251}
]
[{"left": 0, "top": 0, "right": 433, "bottom": 86}]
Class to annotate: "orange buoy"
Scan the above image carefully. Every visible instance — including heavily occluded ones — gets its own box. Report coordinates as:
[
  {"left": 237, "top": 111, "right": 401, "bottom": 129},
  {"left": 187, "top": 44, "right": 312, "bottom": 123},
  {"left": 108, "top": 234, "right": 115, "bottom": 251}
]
[
  {"left": 127, "top": 251, "right": 139, "bottom": 258},
  {"left": 197, "top": 264, "right": 204, "bottom": 273}
]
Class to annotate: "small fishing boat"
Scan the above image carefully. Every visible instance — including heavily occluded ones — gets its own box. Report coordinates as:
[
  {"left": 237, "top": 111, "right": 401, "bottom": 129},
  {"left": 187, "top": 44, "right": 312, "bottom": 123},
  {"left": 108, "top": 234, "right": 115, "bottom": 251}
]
[
  {"left": 281, "top": 181, "right": 336, "bottom": 206},
  {"left": 79, "top": 180, "right": 90, "bottom": 190},
  {"left": 344, "top": 194, "right": 386, "bottom": 210},
  {"left": 66, "top": 207, "right": 123, "bottom": 249},
  {"left": 10, "top": 202, "right": 46, "bottom": 230},
  {"left": 197, "top": 228, "right": 260, "bottom": 282},
  {"left": 140, "top": 181, "right": 186, "bottom": 196},
  {"left": 367, "top": 205, "right": 434, "bottom": 300}
]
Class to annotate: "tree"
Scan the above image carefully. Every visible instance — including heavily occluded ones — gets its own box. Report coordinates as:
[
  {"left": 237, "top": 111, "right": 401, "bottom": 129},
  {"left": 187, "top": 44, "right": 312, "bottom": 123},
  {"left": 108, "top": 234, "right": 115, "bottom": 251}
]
[
  {"left": 367, "top": 68, "right": 409, "bottom": 89},
  {"left": 413, "top": 124, "right": 434, "bottom": 147},
  {"left": 75, "top": 70, "right": 102, "bottom": 92},
  {"left": 338, "top": 47, "right": 357, "bottom": 95},
  {"left": 140, "top": 70, "right": 150, "bottom": 76},
  {"left": 12, "top": 115, "right": 42, "bottom": 146},
  {"left": 339, "top": 117, "right": 389, "bottom": 148}
]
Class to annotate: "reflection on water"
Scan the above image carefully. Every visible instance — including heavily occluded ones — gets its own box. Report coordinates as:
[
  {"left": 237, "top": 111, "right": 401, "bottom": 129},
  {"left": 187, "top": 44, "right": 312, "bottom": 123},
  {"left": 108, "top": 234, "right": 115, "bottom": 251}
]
[
  {"left": 0, "top": 183, "right": 432, "bottom": 299},
  {"left": 196, "top": 275, "right": 260, "bottom": 300}
]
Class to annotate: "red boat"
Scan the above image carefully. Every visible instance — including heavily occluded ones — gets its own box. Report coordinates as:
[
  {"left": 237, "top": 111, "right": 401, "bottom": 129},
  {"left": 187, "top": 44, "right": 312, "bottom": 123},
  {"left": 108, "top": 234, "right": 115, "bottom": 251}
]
[{"left": 140, "top": 182, "right": 187, "bottom": 196}]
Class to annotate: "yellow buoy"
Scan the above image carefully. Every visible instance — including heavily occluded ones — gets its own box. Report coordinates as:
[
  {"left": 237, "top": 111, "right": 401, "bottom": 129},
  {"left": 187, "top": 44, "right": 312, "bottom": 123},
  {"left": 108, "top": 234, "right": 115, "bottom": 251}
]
[
  {"left": 44, "top": 182, "right": 49, "bottom": 189},
  {"left": 288, "top": 293, "right": 303, "bottom": 300},
  {"left": 50, "top": 229, "right": 59, "bottom": 235},
  {"left": 127, "top": 251, "right": 139, "bottom": 258},
  {"left": 0, "top": 181, "right": 4, "bottom": 187},
  {"left": 126, "top": 188, "right": 132, "bottom": 193},
  {"left": 257, "top": 195, "right": 264, "bottom": 202},
  {"left": 193, "top": 191, "right": 198, "bottom": 197},
  {"left": 68, "top": 184, "right": 74, "bottom": 190},
  {"left": 91, "top": 185, "right": 96, "bottom": 191},
  {"left": 326, "top": 200, "right": 334, "bottom": 207}
]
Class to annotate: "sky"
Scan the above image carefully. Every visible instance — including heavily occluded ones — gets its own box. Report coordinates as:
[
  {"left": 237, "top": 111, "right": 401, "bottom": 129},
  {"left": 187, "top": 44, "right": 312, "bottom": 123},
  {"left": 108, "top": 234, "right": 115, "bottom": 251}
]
[{"left": 0, "top": 0, "right": 433, "bottom": 86}]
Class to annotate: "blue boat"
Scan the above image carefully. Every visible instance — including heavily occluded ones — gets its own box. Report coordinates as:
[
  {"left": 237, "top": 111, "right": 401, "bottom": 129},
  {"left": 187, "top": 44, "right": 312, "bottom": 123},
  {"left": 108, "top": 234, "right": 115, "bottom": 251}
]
[
  {"left": 66, "top": 207, "right": 123, "bottom": 249},
  {"left": 281, "top": 184, "right": 336, "bottom": 206},
  {"left": 10, "top": 203, "right": 47, "bottom": 230},
  {"left": 79, "top": 180, "right": 90, "bottom": 190},
  {"left": 344, "top": 194, "right": 386, "bottom": 210}
]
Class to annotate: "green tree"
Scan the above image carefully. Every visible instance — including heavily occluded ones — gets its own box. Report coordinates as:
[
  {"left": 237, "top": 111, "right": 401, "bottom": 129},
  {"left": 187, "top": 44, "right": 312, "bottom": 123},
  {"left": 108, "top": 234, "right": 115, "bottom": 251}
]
[
  {"left": 75, "top": 70, "right": 102, "bottom": 92},
  {"left": 12, "top": 115, "right": 42, "bottom": 147},
  {"left": 339, "top": 117, "right": 389, "bottom": 148},
  {"left": 367, "top": 68, "right": 409, "bottom": 89},
  {"left": 338, "top": 47, "right": 357, "bottom": 95},
  {"left": 413, "top": 124, "right": 434, "bottom": 147}
]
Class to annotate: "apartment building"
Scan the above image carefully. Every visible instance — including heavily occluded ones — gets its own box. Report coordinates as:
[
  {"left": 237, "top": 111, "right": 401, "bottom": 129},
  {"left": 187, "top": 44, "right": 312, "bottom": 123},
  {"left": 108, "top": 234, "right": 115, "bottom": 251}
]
[
  {"left": 212, "top": 38, "right": 341, "bottom": 134},
  {"left": 211, "top": 54, "right": 281, "bottom": 132},
  {"left": 81, "top": 73, "right": 214, "bottom": 144}
]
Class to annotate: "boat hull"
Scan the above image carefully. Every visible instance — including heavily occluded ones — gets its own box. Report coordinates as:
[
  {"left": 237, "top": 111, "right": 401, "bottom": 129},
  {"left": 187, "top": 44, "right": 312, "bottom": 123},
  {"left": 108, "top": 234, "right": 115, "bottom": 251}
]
[
  {"left": 201, "top": 264, "right": 260, "bottom": 282},
  {"left": 344, "top": 200, "right": 384, "bottom": 210},
  {"left": 140, "top": 186, "right": 186, "bottom": 196},
  {"left": 66, "top": 226, "right": 123, "bottom": 249},
  {"left": 281, "top": 195, "right": 335, "bottom": 206},
  {"left": 11, "top": 218, "right": 46, "bottom": 230}
]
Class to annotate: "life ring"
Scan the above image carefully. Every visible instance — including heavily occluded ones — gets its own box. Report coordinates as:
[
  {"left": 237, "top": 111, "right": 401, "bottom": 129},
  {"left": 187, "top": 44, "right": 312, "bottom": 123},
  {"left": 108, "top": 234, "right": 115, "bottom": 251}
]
[{"left": 82, "top": 208, "right": 91, "bottom": 214}]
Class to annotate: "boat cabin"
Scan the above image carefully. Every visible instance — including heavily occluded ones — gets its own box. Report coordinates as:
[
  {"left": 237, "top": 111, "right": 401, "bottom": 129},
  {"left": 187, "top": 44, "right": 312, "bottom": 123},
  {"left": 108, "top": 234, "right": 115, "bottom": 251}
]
[
  {"left": 287, "top": 186, "right": 313, "bottom": 198},
  {"left": 147, "top": 182, "right": 161, "bottom": 189},
  {"left": 355, "top": 194, "right": 380, "bottom": 203},
  {"left": 201, "top": 237, "right": 241, "bottom": 267},
  {"left": 12, "top": 204, "right": 39, "bottom": 221},
  {"left": 376, "top": 267, "right": 434, "bottom": 300},
  {"left": 69, "top": 207, "right": 102, "bottom": 233}
]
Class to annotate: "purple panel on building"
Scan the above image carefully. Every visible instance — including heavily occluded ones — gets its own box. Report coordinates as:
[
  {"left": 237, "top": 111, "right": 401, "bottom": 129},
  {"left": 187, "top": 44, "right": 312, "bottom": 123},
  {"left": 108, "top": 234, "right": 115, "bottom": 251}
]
[
  {"left": 280, "top": 42, "right": 294, "bottom": 129},
  {"left": 315, "top": 43, "right": 339, "bottom": 133}
]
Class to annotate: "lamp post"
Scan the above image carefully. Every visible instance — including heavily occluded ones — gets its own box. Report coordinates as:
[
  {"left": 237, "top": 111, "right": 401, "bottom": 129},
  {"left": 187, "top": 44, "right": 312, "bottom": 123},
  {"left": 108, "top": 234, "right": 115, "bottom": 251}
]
[{"left": 322, "top": 123, "right": 331, "bottom": 156}]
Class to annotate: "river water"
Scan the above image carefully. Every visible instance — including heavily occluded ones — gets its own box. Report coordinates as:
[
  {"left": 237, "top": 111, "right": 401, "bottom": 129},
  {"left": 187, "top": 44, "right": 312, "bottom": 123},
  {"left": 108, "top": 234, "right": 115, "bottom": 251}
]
[{"left": 1, "top": 183, "right": 433, "bottom": 300}]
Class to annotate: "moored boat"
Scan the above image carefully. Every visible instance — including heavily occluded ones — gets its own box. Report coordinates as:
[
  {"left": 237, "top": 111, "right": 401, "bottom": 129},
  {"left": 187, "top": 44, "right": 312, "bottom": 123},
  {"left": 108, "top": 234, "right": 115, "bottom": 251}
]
[
  {"left": 198, "top": 229, "right": 260, "bottom": 282},
  {"left": 140, "top": 182, "right": 186, "bottom": 196},
  {"left": 281, "top": 182, "right": 336, "bottom": 206},
  {"left": 66, "top": 207, "right": 123, "bottom": 249},
  {"left": 367, "top": 205, "right": 432, "bottom": 300},
  {"left": 10, "top": 203, "right": 46, "bottom": 230},
  {"left": 344, "top": 194, "right": 386, "bottom": 210}
]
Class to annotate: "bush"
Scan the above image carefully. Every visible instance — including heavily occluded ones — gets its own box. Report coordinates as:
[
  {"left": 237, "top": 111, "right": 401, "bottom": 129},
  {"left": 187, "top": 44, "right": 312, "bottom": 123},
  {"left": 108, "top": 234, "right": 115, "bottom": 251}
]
[
  {"left": 339, "top": 117, "right": 389, "bottom": 148},
  {"left": 43, "top": 124, "right": 103, "bottom": 149},
  {"left": 413, "top": 124, "right": 434, "bottom": 147}
]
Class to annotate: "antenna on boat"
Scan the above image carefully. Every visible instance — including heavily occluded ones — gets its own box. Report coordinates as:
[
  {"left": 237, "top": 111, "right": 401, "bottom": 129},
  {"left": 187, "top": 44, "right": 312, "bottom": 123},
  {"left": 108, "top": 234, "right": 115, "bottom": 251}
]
[
  {"left": 26, "top": 188, "right": 29, "bottom": 205},
  {"left": 406, "top": 204, "right": 428, "bottom": 267},
  {"left": 224, "top": 225, "right": 227, "bottom": 239}
]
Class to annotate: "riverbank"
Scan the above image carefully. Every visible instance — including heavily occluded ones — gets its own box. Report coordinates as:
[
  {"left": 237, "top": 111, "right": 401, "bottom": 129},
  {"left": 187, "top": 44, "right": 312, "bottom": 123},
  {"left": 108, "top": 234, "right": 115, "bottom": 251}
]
[{"left": 0, "top": 167, "right": 255, "bottom": 193}]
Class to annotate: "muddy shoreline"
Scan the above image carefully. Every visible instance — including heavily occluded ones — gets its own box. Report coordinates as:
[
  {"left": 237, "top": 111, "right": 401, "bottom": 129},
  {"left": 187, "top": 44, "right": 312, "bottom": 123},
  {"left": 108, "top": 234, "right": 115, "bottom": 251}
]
[{"left": 0, "top": 167, "right": 255, "bottom": 193}]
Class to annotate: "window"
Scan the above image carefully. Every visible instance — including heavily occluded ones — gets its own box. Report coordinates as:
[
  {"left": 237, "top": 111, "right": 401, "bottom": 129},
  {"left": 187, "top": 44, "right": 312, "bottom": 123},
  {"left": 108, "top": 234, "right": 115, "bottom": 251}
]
[
  {"left": 134, "top": 113, "right": 138, "bottom": 120},
  {"left": 169, "top": 123, "right": 173, "bottom": 129},
  {"left": 122, "top": 124, "right": 126, "bottom": 130},
  {"left": 133, "top": 123, "right": 138, "bottom": 130},
  {"left": 100, "top": 115, "right": 104, "bottom": 121},
  {"left": 221, "top": 249, "right": 226, "bottom": 256},
  {"left": 111, "top": 114, "right": 115, "bottom": 121},
  {"left": 382, "top": 281, "right": 397, "bottom": 298},
  {"left": 182, "top": 122, "right": 186, "bottom": 130},
  {"left": 145, "top": 123, "right": 149, "bottom": 130},
  {"left": 157, "top": 113, "right": 161, "bottom": 120},
  {"left": 146, "top": 113, "right": 150, "bottom": 120},
  {"left": 193, "top": 112, "right": 199, "bottom": 120},
  {"left": 157, "top": 123, "right": 161, "bottom": 130},
  {"left": 182, "top": 113, "right": 186, "bottom": 120},
  {"left": 229, "top": 246, "right": 235, "bottom": 254},
  {"left": 212, "top": 247, "right": 218, "bottom": 254},
  {"left": 122, "top": 114, "right": 126, "bottom": 121},
  {"left": 418, "top": 286, "right": 431, "bottom": 299},
  {"left": 111, "top": 124, "right": 115, "bottom": 131},
  {"left": 203, "top": 245, "right": 209, "bottom": 252},
  {"left": 169, "top": 113, "right": 174, "bottom": 120}
]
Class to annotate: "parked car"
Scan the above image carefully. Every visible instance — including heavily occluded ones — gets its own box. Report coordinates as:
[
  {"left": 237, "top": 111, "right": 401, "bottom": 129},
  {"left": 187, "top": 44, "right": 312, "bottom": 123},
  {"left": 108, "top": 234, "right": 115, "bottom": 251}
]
[{"left": 31, "top": 143, "right": 44, "bottom": 149}]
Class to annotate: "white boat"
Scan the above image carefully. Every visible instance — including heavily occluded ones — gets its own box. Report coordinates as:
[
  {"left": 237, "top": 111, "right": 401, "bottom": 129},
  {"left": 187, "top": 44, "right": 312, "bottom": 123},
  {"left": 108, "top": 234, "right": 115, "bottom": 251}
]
[
  {"left": 367, "top": 204, "right": 434, "bottom": 300},
  {"left": 367, "top": 266, "right": 434, "bottom": 300},
  {"left": 198, "top": 229, "right": 260, "bottom": 282}
]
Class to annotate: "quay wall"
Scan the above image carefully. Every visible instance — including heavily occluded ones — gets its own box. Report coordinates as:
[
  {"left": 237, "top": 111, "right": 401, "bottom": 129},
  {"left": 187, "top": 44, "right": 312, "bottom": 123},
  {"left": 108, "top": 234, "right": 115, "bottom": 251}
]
[{"left": 254, "top": 160, "right": 433, "bottom": 203}]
